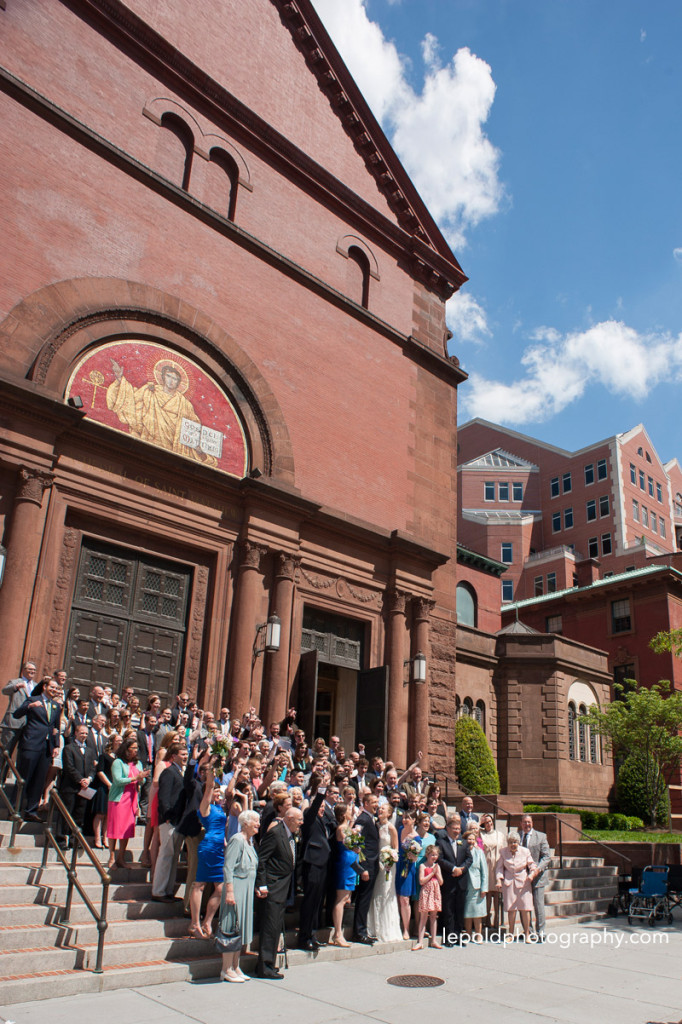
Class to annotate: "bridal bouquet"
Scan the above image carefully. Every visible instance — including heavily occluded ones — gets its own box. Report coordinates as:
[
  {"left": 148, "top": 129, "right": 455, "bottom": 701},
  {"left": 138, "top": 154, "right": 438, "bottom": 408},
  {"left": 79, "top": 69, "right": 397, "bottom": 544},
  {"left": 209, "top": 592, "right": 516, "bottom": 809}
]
[
  {"left": 379, "top": 845, "right": 398, "bottom": 881},
  {"left": 401, "top": 839, "right": 421, "bottom": 878},
  {"left": 209, "top": 735, "right": 233, "bottom": 771},
  {"left": 343, "top": 826, "right": 366, "bottom": 863}
]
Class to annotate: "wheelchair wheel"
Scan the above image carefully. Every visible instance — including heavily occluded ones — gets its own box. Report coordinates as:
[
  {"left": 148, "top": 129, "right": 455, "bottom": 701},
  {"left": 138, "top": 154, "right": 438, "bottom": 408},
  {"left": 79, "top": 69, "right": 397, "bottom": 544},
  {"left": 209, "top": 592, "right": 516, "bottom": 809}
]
[
  {"left": 668, "top": 913, "right": 673, "bottom": 924},
  {"left": 627, "top": 916, "right": 633, "bottom": 925},
  {"left": 648, "top": 913, "right": 655, "bottom": 927}
]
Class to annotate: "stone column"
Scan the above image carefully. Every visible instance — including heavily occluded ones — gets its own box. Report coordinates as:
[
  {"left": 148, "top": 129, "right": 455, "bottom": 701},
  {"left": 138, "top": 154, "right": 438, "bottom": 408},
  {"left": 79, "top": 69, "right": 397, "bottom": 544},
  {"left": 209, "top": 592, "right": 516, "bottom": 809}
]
[
  {"left": 385, "top": 587, "right": 408, "bottom": 767},
  {"left": 410, "top": 597, "right": 435, "bottom": 765},
  {"left": 0, "top": 467, "right": 54, "bottom": 687},
  {"left": 260, "top": 552, "right": 300, "bottom": 728},
  {"left": 226, "top": 540, "right": 267, "bottom": 718}
]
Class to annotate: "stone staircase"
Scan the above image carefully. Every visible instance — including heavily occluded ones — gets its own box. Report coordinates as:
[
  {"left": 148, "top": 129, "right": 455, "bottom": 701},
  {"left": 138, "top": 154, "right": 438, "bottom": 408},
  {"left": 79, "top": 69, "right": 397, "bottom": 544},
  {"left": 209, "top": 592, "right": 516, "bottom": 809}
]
[
  {"left": 0, "top": 818, "right": 409, "bottom": 1005},
  {"left": 544, "top": 855, "right": 619, "bottom": 925}
]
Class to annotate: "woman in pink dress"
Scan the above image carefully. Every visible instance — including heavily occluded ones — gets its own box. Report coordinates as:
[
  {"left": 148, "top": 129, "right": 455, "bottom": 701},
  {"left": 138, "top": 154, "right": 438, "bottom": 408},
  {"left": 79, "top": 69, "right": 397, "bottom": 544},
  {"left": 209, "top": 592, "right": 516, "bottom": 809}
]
[
  {"left": 413, "top": 844, "right": 443, "bottom": 950},
  {"left": 495, "top": 831, "right": 537, "bottom": 942},
  {"left": 107, "top": 734, "right": 149, "bottom": 870}
]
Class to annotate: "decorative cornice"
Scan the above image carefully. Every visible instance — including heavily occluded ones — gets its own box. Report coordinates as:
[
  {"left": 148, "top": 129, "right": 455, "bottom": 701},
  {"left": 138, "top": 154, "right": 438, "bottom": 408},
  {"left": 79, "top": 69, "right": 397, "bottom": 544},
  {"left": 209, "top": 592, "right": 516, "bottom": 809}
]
[
  {"left": 275, "top": 551, "right": 301, "bottom": 581},
  {"left": 412, "top": 596, "right": 436, "bottom": 622},
  {"left": 240, "top": 540, "right": 268, "bottom": 571}
]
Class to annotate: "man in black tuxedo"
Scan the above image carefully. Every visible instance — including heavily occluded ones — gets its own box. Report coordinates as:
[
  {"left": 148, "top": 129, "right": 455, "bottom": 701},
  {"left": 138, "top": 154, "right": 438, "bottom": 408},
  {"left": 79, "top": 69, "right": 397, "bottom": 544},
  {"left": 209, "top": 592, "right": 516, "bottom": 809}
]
[
  {"left": 14, "top": 678, "right": 62, "bottom": 819},
  {"left": 56, "top": 723, "right": 97, "bottom": 846},
  {"left": 151, "top": 743, "right": 188, "bottom": 901},
  {"left": 436, "top": 815, "right": 473, "bottom": 945},
  {"left": 65, "top": 698, "right": 92, "bottom": 742},
  {"left": 298, "top": 783, "right": 339, "bottom": 950},
  {"left": 352, "top": 792, "right": 380, "bottom": 943},
  {"left": 255, "top": 807, "right": 303, "bottom": 979},
  {"left": 86, "top": 714, "right": 107, "bottom": 759}
]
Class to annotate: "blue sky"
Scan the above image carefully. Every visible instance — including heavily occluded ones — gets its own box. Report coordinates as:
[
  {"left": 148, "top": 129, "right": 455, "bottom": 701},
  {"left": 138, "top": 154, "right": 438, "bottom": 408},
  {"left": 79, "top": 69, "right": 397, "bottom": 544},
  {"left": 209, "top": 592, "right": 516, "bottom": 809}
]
[{"left": 313, "top": 1, "right": 682, "bottom": 462}]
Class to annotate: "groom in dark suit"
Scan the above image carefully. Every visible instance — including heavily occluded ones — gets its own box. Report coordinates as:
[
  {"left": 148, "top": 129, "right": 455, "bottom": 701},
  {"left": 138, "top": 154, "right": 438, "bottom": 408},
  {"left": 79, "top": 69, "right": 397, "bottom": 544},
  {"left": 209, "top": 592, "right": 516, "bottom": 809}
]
[
  {"left": 436, "top": 814, "right": 473, "bottom": 945},
  {"left": 255, "top": 807, "right": 304, "bottom": 978},
  {"left": 352, "top": 792, "right": 380, "bottom": 944},
  {"left": 56, "top": 723, "right": 97, "bottom": 846},
  {"left": 298, "top": 783, "right": 338, "bottom": 950},
  {"left": 14, "top": 677, "right": 62, "bottom": 819}
]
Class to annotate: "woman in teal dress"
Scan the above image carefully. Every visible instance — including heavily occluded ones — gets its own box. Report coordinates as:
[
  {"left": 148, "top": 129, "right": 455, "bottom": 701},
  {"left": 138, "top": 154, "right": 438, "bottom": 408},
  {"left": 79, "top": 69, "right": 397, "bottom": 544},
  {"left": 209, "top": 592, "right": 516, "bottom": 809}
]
[
  {"left": 219, "top": 809, "right": 260, "bottom": 982},
  {"left": 189, "top": 762, "right": 227, "bottom": 939},
  {"left": 331, "top": 802, "right": 360, "bottom": 946},
  {"left": 463, "top": 828, "right": 488, "bottom": 942},
  {"left": 396, "top": 812, "right": 421, "bottom": 939}
]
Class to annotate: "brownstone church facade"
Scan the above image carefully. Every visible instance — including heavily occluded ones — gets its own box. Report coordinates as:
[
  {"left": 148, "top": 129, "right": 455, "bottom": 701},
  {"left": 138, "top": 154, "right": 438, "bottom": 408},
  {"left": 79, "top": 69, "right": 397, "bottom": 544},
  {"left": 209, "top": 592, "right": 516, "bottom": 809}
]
[{"left": 0, "top": 0, "right": 467, "bottom": 774}]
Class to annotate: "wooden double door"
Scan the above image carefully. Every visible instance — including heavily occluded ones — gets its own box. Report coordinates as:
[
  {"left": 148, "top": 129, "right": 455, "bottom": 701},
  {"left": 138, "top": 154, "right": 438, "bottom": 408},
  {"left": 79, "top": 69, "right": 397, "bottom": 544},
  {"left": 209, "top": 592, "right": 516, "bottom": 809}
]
[{"left": 65, "top": 539, "right": 191, "bottom": 701}]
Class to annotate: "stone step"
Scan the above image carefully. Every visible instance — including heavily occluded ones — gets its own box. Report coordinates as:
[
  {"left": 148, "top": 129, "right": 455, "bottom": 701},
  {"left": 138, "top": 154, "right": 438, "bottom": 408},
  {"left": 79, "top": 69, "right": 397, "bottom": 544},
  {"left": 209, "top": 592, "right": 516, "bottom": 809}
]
[
  {"left": 548, "top": 856, "right": 610, "bottom": 868},
  {"left": 548, "top": 866, "right": 618, "bottom": 879},
  {"left": 545, "top": 884, "right": 618, "bottom": 904},
  {"left": 0, "top": 937, "right": 413, "bottom": 1005},
  {"left": 0, "top": 834, "right": 146, "bottom": 854},
  {"left": 0, "top": 912, "right": 193, "bottom": 950},
  {"left": 0, "top": 862, "right": 151, "bottom": 886},
  {"left": 545, "top": 897, "right": 614, "bottom": 918},
  {"left": 546, "top": 874, "right": 618, "bottom": 890},
  {"left": 0, "top": 897, "right": 184, "bottom": 928},
  {"left": 0, "top": 879, "right": 157, "bottom": 903}
]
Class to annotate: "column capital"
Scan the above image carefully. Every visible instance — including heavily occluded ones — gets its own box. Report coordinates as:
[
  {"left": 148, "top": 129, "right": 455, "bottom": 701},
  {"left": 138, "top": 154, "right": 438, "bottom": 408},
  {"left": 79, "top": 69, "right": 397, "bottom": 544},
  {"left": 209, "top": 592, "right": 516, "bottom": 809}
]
[
  {"left": 275, "top": 551, "right": 301, "bottom": 581},
  {"left": 412, "top": 596, "right": 435, "bottom": 622},
  {"left": 385, "top": 587, "right": 408, "bottom": 615},
  {"left": 17, "top": 466, "right": 54, "bottom": 506},
  {"left": 240, "top": 540, "right": 268, "bottom": 571}
]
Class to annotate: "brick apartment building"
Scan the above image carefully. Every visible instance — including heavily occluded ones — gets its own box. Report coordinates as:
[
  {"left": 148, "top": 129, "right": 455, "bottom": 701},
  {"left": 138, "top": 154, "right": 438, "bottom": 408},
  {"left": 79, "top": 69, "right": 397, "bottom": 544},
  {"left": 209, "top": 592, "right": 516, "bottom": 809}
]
[{"left": 0, "top": 0, "right": 469, "bottom": 774}]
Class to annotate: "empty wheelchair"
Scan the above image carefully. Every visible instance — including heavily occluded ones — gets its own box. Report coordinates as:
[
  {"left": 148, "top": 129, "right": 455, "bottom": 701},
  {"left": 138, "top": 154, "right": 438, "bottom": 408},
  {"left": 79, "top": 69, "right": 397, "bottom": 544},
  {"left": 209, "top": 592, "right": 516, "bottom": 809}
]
[{"left": 627, "top": 865, "right": 673, "bottom": 926}]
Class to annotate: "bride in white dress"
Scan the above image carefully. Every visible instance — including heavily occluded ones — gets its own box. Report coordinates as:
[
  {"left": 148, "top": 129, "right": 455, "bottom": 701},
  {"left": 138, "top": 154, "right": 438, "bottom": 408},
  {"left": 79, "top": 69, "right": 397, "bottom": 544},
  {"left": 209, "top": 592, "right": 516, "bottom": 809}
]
[{"left": 367, "top": 802, "right": 403, "bottom": 942}]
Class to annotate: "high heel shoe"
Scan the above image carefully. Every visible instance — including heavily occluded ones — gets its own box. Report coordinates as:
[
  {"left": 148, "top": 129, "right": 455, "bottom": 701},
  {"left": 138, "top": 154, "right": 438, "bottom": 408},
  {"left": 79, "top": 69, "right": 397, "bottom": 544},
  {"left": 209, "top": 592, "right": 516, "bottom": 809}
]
[{"left": 220, "top": 969, "right": 244, "bottom": 983}]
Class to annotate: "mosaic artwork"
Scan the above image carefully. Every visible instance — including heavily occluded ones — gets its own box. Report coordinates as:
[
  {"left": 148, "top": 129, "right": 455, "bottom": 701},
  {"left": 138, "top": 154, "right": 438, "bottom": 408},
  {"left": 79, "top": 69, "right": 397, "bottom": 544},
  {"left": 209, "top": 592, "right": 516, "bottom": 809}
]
[{"left": 66, "top": 340, "right": 248, "bottom": 477}]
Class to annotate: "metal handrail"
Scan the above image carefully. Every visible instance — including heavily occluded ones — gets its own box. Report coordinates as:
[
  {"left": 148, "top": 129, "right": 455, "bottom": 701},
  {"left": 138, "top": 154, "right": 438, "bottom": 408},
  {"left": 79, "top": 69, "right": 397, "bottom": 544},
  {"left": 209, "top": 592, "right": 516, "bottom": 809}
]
[
  {"left": 0, "top": 741, "right": 25, "bottom": 847},
  {"left": 441, "top": 776, "right": 632, "bottom": 872},
  {"left": 41, "top": 790, "right": 111, "bottom": 973}
]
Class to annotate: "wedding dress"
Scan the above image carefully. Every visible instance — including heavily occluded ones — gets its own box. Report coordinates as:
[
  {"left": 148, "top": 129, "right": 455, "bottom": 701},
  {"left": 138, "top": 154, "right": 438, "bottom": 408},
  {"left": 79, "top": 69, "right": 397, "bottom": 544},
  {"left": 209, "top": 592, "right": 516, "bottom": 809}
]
[{"left": 367, "top": 823, "right": 403, "bottom": 942}]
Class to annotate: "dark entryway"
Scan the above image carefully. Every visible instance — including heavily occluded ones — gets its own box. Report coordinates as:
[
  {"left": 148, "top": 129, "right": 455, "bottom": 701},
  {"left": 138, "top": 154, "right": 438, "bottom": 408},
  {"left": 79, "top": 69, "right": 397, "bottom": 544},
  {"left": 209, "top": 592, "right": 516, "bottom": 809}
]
[{"left": 65, "top": 539, "right": 191, "bottom": 700}]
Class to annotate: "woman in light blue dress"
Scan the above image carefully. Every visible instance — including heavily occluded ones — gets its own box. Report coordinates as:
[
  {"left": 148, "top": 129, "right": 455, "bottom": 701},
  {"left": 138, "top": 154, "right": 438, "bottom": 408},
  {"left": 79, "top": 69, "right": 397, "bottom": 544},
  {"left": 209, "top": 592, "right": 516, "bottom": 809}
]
[{"left": 463, "top": 828, "right": 488, "bottom": 941}]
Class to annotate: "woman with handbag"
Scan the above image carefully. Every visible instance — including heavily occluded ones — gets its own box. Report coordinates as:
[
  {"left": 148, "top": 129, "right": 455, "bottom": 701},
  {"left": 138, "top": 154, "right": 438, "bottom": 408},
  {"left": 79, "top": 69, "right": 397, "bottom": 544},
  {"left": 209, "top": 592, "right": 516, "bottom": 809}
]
[{"left": 217, "top": 809, "right": 260, "bottom": 982}]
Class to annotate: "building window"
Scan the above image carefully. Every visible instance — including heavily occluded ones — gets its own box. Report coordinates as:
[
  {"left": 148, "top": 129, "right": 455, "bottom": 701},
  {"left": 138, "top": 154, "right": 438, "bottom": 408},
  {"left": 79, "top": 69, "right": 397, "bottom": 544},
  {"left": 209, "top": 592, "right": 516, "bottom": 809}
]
[
  {"left": 498, "top": 481, "right": 509, "bottom": 501},
  {"left": 642, "top": 505, "right": 649, "bottom": 527},
  {"left": 648, "top": 476, "right": 654, "bottom": 497},
  {"left": 501, "top": 542, "right": 513, "bottom": 563},
  {"left": 597, "top": 458, "right": 607, "bottom": 480},
  {"left": 550, "top": 477, "right": 560, "bottom": 498},
  {"left": 502, "top": 579, "right": 514, "bottom": 603},
  {"left": 586, "top": 499, "right": 596, "bottom": 522},
  {"left": 568, "top": 702, "right": 576, "bottom": 760},
  {"left": 676, "top": 493, "right": 682, "bottom": 516},
  {"left": 552, "top": 511, "right": 561, "bottom": 533},
  {"left": 585, "top": 464, "right": 594, "bottom": 486},
  {"left": 630, "top": 463, "right": 636, "bottom": 485},
  {"left": 547, "top": 614, "right": 562, "bottom": 634},
  {"left": 651, "top": 512, "right": 658, "bottom": 533},
  {"left": 611, "top": 598, "right": 631, "bottom": 633},
  {"left": 534, "top": 576, "right": 544, "bottom": 596},
  {"left": 646, "top": 451, "right": 652, "bottom": 463},
  {"left": 563, "top": 472, "right": 572, "bottom": 494},
  {"left": 639, "top": 469, "right": 645, "bottom": 491},
  {"left": 660, "top": 518, "right": 666, "bottom": 539},
  {"left": 578, "top": 703, "right": 588, "bottom": 762},
  {"left": 613, "top": 663, "right": 635, "bottom": 688},
  {"left": 601, "top": 533, "right": 612, "bottom": 555},
  {"left": 599, "top": 495, "right": 609, "bottom": 517},
  {"left": 347, "top": 246, "right": 371, "bottom": 308},
  {"left": 475, "top": 700, "right": 486, "bottom": 731},
  {"left": 564, "top": 507, "right": 573, "bottom": 529},
  {"left": 207, "top": 147, "right": 239, "bottom": 221},
  {"left": 512, "top": 481, "right": 523, "bottom": 501},
  {"left": 656, "top": 482, "right": 663, "bottom": 503},
  {"left": 484, "top": 481, "right": 495, "bottom": 501},
  {"left": 588, "top": 536, "right": 599, "bottom": 558},
  {"left": 456, "top": 582, "right": 477, "bottom": 627},
  {"left": 547, "top": 572, "right": 557, "bottom": 593},
  {"left": 589, "top": 724, "right": 599, "bottom": 764},
  {"left": 633, "top": 499, "right": 639, "bottom": 522},
  {"left": 637, "top": 446, "right": 643, "bottom": 456}
]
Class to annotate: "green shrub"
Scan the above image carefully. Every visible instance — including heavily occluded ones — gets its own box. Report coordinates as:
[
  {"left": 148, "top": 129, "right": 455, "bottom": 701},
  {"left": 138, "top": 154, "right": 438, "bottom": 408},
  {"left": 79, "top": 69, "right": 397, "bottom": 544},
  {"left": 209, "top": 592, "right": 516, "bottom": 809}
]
[
  {"left": 581, "top": 810, "right": 598, "bottom": 829},
  {"left": 610, "top": 813, "right": 629, "bottom": 830},
  {"left": 597, "top": 812, "right": 611, "bottom": 829},
  {"left": 617, "top": 754, "right": 668, "bottom": 826},
  {"left": 625, "top": 815, "right": 644, "bottom": 830},
  {"left": 455, "top": 718, "right": 500, "bottom": 794}
]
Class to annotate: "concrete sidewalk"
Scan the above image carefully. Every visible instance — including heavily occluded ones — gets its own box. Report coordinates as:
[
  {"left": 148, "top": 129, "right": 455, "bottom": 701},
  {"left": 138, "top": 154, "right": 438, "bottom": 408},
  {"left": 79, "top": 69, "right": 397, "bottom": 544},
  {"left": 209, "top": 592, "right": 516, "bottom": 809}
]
[{"left": 1, "top": 920, "right": 681, "bottom": 1024}]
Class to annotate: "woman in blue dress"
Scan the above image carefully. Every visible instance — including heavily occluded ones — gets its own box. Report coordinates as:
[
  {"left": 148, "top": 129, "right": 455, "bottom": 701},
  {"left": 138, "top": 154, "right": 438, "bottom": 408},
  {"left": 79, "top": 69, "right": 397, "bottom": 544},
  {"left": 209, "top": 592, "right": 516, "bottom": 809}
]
[
  {"left": 331, "top": 802, "right": 361, "bottom": 946},
  {"left": 188, "top": 759, "right": 227, "bottom": 938},
  {"left": 396, "top": 812, "right": 421, "bottom": 939}
]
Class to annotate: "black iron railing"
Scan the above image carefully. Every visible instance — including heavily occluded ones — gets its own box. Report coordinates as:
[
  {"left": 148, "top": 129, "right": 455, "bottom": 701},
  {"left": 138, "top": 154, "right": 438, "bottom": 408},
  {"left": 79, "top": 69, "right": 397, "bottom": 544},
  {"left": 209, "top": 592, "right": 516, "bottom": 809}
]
[{"left": 0, "top": 740, "right": 25, "bottom": 847}]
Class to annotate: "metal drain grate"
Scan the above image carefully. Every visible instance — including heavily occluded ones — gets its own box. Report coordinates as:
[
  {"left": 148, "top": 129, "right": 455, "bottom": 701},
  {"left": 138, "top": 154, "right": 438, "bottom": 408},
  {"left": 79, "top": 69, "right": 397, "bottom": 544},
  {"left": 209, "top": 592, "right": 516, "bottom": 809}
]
[{"left": 387, "top": 975, "right": 445, "bottom": 988}]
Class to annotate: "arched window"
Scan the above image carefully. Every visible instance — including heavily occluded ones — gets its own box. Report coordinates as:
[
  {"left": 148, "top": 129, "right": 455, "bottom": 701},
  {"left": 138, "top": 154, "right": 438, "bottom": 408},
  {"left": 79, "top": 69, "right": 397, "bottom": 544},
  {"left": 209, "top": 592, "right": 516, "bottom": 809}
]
[
  {"left": 206, "top": 147, "right": 239, "bottom": 221},
  {"left": 462, "top": 697, "right": 473, "bottom": 718},
  {"left": 456, "top": 582, "right": 477, "bottom": 627},
  {"left": 347, "top": 245, "right": 371, "bottom": 309},
  {"left": 568, "top": 702, "right": 576, "bottom": 760},
  {"left": 158, "top": 112, "right": 194, "bottom": 191},
  {"left": 578, "top": 703, "right": 587, "bottom": 762},
  {"left": 589, "top": 723, "right": 600, "bottom": 763},
  {"left": 475, "top": 700, "right": 486, "bottom": 732}
]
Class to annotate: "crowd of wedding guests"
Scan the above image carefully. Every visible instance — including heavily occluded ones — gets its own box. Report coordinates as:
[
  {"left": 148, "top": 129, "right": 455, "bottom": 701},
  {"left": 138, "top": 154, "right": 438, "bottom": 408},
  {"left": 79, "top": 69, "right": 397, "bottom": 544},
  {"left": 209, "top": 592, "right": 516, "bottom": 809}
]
[{"left": 1, "top": 663, "right": 552, "bottom": 981}]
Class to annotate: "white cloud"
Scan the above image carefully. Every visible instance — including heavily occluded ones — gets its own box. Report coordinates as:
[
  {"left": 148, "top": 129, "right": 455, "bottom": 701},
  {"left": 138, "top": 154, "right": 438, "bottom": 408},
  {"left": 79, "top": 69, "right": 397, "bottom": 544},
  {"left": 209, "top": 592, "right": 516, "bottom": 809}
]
[
  {"left": 312, "top": 0, "right": 503, "bottom": 248},
  {"left": 673, "top": 247, "right": 682, "bottom": 262},
  {"left": 446, "top": 291, "right": 491, "bottom": 344},
  {"left": 461, "top": 320, "right": 682, "bottom": 425}
]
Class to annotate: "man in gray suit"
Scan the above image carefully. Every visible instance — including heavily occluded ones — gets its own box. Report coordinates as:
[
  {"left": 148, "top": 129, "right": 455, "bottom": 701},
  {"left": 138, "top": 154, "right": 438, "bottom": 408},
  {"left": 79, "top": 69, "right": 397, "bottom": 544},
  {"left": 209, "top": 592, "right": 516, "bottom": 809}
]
[
  {"left": 1, "top": 662, "right": 37, "bottom": 760},
  {"left": 520, "top": 814, "right": 551, "bottom": 940}
]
